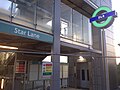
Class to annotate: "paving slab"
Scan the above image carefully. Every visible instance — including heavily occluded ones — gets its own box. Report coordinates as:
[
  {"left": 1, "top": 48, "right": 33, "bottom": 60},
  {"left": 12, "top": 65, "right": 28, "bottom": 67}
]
[{"left": 61, "top": 88, "right": 88, "bottom": 90}]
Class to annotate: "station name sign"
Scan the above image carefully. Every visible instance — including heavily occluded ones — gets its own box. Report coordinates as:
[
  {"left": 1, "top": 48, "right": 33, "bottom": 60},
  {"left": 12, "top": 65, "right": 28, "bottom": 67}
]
[
  {"left": 14, "top": 27, "right": 40, "bottom": 40},
  {"left": 0, "top": 21, "right": 53, "bottom": 43},
  {"left": 90, "top": 6, "right": 117, "bottom": 29}
]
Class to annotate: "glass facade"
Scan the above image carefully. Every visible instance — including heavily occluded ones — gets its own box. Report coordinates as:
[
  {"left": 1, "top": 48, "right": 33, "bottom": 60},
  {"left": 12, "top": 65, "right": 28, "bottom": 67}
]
[
  {"left": 12, "top": 0, "right": 35, "bottom": 27},
  {"left": 0, "top": 0, "right": 53, "bottom": 33},
  {"left": 61, "top": 3, "right": 72, "bottom": 39},
  {"left": 61, "top": 3, "right": 92, "bottom": 45},
  {"left": 36, "top": 0, "right": 53, "bottom": 33},
  {"left": 72, "top": 10, "right": 83, "bottom": 42},
  {"left": 0, "top": 0, "right": 11, "bottom": 20},
  {"left": 91, "top": 0, "right": 101, "bottom": 6},
  {"left": 12, "top": 0, "right": 34, "bottom": 24},
  {"left": 90, "top": 0, "right": 112, "bottom": 7},
  {"left": 0, "top": 0, "right": 92, "bottom": 45}
]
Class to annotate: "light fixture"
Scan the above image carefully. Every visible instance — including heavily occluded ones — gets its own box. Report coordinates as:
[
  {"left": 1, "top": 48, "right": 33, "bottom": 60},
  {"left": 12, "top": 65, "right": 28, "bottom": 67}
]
[
  {"left": 77, "top": 56, "right": 87, "bottom": 62},
  {"left": 1, "top": 79, "right": 4, "bottom": 89},
  {"left": 0, "top": 45, "right": 18, "bottom": 49}
]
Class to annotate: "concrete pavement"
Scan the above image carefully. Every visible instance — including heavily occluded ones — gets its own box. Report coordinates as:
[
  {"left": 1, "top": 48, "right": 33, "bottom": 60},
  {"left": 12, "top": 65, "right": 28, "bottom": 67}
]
[{"left": 61, "top": 88, "right": 88, "bottom": 90}]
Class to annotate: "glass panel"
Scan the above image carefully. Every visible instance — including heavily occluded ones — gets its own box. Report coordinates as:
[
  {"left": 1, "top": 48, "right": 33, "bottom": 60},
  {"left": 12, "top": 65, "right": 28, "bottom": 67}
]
[
  {"left": 82, "top": 69, "right": 85, "bottom": 80},
  {"left": 36, "top": 0, "right": 53, "bottom": 33},
  {"left": 61, "top": 3, "right": 92, "bottom": 45},
  {"left": 83, "top": 16, "right": 90, "bottom": 44},
  {"left": 0, "top": 0, "right": 11, "bottom": 20},
  {"left": 87, "top": 69, "right": 89, "bottom": 81},
  {"left": 61, "top": 3, "right": 72, "bottom": 39},
  {"left": 61, "top": 20, "right": 69, "bottom": 37},
  {"left": 12, "top": 0, "right": 35, "bottom": 28},
  {"left": 90, "top": 0, "right": 100, "bottom": 6},
  {"left": 72, "top": 10, "right": 83, "bottom": 42}
]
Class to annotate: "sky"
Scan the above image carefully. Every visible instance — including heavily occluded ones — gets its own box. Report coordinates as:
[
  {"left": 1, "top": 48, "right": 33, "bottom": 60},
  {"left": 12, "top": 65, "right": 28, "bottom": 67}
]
[{"left": 112, "top": 0, "right": 120, "bottom": 64}]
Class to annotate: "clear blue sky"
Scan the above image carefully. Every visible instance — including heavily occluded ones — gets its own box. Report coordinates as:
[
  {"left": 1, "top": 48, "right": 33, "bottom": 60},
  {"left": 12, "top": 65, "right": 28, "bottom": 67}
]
[{"left": 112, "top": 0, "right": 120, "bottom": 64}]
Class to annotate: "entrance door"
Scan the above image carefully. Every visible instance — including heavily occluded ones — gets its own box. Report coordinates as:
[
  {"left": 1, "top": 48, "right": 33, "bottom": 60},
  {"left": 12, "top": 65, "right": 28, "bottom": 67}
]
[{"left": 80, "top": 63, "right": 89, "bottom": 88}]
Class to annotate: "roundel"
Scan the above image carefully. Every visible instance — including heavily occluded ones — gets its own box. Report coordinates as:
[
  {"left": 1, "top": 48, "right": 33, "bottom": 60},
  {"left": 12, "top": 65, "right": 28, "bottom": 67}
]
[{"left": 91, "top": 6, "right": 114, "bottom": 29}]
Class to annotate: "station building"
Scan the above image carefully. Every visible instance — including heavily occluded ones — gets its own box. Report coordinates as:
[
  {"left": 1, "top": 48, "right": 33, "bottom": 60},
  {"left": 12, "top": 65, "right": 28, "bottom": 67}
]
[{"left": 0, "top": 0, "right": 117, "bottom": 90}]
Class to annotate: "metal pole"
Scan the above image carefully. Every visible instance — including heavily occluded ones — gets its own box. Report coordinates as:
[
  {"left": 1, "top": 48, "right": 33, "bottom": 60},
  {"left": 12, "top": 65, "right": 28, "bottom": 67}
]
[
  {"left": 10, "top": 0, "right": 14, "bottom": 22},
  {"left": 51, "top": 0, "right": 61, "bottom": 90},
  {"left": 102, "top": 29, "right": 110, "bottom": 90}
]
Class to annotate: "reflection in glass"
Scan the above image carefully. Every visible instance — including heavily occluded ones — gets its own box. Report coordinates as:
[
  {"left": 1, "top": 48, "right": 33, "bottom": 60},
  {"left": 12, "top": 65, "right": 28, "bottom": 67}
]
[
  {"left": 12, "top": 0, "right": 35, "bottom": 27},
  {"left": 12, "top": 3, "right": 19, "bottom": 17},
  {"left": 0, "top": 0, "right": 11, "bottom": 11},
  {"left": 61, "top": 3, "right": 72, "bottom": 39},
  {"left": 61, "top": 3, "right": 92, "bottom": 45},
  {"left": 83, "top": 16, "right": 90, "bottom": 44},
  {"left": 0, "top": 0, "right": 92, "bottom": 45},
  {"left": 90, "top": 0, "right": 101, "bottom": 6},
  {"left": 72, "top": 10, "right": 83, "bottom": 42},
  {"left": 36, "top": 0, "right": 53, "bottom": 33},
  {"left": 0, "top": 0, "right": 11, "bottom": 20},
  {"left": 61, "top": 20, "right": 68, "bottom": 37}
]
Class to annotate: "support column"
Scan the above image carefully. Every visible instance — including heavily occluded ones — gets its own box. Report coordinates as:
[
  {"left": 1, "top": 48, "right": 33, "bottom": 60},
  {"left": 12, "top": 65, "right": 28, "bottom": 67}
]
[
  {"left": 68, "top": 56, "right": 77, "bottom": 88},
  {"left": 102, "top": 29, "right": 110, "bottom": 90},
  {"left": 51, "top": 0, "right": 61, "bottom": 90}
]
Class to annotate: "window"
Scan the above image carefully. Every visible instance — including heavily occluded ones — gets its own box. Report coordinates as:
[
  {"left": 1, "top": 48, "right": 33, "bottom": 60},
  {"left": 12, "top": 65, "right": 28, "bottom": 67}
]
[
  {"left": 12, "top": 0, "right": 35, "bottom": 28},
  {"left": 0, "top": 0, "right": 11, "bottom": 14},
  {"left": 0, "top": 0, "right": 12, "bottom": 20},
  {"left": 72, "top": 10, "right": 83, "bottom": 42},
  {"left": 36, "top": 0, "right": 53, "bottom": 33},
  {"left": 82, "top": 69, "right": 85, "bottom": 80},
  {"left": 61, "top": 3, "right": 72, "bottom": 39},
  {"left": 61, "top": 3, "right": 92, "bottom": 45},
  {"left": 61, "top": 20, "right": 68, "bottom": 37},
  {"left": 87, "top": 70, "right": 89, "bottom": 81}
]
